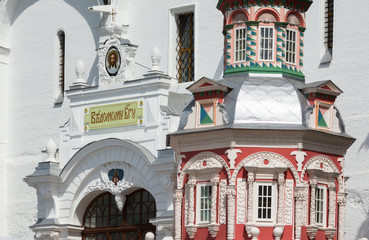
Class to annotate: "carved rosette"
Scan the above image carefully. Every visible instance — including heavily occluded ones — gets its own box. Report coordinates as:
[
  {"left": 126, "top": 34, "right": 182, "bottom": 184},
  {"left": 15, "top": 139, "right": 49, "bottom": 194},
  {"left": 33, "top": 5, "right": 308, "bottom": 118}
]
[
  {"left": 328, "top": 183, "right": 337, "bottom": 228},
  {"left": 98, "top": 38, "right": 127, "bottom": 85},
  {"left": 174, "top": 189, "right": 183, "bottom": 240},
  {"left": 35, "top": 231, "right": 59, "bottom": 240},
  {"left": 237, "top": 178, "right": 247, "bottom": 224},
  {"left": 227, "top": 186, "right": 236, "bottom": 240}
]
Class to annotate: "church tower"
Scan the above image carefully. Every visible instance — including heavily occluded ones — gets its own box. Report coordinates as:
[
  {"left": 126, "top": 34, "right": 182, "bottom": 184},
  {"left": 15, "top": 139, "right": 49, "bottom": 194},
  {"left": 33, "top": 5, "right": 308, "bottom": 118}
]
[{"left": 169, "top": 1, "right": 354, "bottom": 240}]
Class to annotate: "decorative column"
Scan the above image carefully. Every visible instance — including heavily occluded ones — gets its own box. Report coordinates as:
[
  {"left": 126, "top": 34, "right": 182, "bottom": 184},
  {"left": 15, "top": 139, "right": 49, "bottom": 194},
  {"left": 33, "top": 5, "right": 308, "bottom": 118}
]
[
  {"left": 298, "top": 27, "right": 306, "bottom": 72},
  {"left": 306, "top": 179, "right": 318, "bottom": 240},
  {"left": 245, "top": 171, "right": 255, "bottom": 238},
  {"left": 209, "top": 177, "right": 220, "bottom": 238},
  {"left": 325, "top": 182, "right": 337, "bottom": 240},
  {"left": 173, "top": 189, "right": 183, "bottom": 240},
  {"left": 277, "top": 173, "right": 285, "bottom": 224},
  {"left": 224, "top": 24, "right": 234, "bottom": 70},
  {"left": 226, "top": 185, "right": 236, "bottom": 240},
  {"left": 337, "top": 192, "right": 347, "bottom": 240},
  {"left": 186, "top": 177, "right": 197, "bottom": 238},
  {"left": 294, "top": 185, "right": 307, "bottom": 240}
]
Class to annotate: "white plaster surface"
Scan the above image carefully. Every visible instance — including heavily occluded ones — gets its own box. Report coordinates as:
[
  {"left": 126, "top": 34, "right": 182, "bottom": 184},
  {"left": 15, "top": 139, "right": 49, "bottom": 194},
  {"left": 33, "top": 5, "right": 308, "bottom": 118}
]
[{"left": 0, "top": 0, "right": 367, "bottom": 239}]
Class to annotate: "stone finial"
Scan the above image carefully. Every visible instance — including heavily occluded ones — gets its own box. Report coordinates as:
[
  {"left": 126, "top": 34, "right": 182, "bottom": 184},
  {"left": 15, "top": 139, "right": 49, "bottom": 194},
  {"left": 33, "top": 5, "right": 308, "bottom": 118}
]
[
  {"left": 46, "top": 139, "right": 57, "bottom": 162},
  {"left": 145, "top": 232, "right": 155, "bottom": 240},
  {"left": 75, "top": 60, "right": 86, "bottom": 83},
  {"left": 151, "top": 47, "right": 161, "bottom": 71},
  {"left": 273, "top": 227, "right": 284, "bottom": 240},
  {"left": 250, "top": 227, "right": 260, "bottom": 240}
]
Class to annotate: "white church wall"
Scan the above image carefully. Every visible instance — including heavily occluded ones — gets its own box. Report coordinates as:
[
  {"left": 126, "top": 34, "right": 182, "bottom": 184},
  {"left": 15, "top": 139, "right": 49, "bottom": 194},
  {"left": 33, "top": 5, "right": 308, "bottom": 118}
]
[{"left": 304, "top": 0, "right": 369, "bottom": 239}]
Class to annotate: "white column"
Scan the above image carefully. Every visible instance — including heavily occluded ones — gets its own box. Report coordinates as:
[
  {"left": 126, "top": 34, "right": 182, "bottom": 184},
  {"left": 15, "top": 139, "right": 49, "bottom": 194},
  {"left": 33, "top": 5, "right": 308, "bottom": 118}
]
[
  {"left": 209, "top": 177, "right": 220, "bottom": 238},
  {"left": 328, "top": 183, "right": 337, "bottom": 228},
  {"left": 310, "top": 180, "right": 317, "bottom": 225},
  {"left": 337, "top": 192, "right": 347, "bottom": 240},
  {"left": 173, "top": 189, "right": 183, "bottom": 240},
  {"left": 186, "top": 177, "right": 197, "bottom": 238},
  {"left": 277, "top": 173, "right": 285, "bottom": 224},
  {"left": 226, "top": 185, "right": 236, "bottom": 240},
  {"left": 247, "top": 172, "right": 255, "bottom": 223},
  {"left": 294, "top": 186, "right": 306, "bottom": 240}
]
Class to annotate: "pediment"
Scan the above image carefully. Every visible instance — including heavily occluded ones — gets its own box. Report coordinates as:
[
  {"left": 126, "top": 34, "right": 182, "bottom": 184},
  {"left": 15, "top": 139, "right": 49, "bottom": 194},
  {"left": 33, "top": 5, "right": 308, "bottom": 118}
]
[{"left": 187, "top": 77, "right": 230, "bottom": 93}]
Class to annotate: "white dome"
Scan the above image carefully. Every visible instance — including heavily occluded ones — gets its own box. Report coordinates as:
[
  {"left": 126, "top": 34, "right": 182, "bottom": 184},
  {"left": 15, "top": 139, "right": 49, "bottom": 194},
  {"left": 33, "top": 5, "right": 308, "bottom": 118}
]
[{"left": 222, "top": 76, "right": 309, "bottom": 127}]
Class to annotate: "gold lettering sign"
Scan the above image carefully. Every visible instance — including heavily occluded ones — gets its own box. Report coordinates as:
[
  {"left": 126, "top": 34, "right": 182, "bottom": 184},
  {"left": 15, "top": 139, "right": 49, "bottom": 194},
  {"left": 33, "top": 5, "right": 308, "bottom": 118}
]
[{"left": 84, "top": 101, "right": 143, "bottom": 130}]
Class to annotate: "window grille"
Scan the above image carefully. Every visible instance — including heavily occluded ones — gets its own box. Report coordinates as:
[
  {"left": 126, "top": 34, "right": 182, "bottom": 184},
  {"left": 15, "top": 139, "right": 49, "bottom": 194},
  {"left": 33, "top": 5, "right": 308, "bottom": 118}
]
[
  {"left": 82, "top": 190, "right": 156, "bottom": 240},
  {"left": 257, "top": 184, "right": 273, "bottom": 220},
  {"left": 198, "top": 185, "right": 212, "bottom": 223},
  {"left": 286, "top": 29, "right": 296, "bottom": 64},
  {"left": 57, "top": 30, "right": 65, "bottom": 94},
  {"left": 234, "top": 28, "right": 246, "bottom": 62},
  {"left": 176, "top": 12, "right": 194, "bottom": 83},
  {"left": 315, "top": 187, "right": 325, "bottom": 225},
  {"left": 259, "top": 27, "right": 274, "bottom": 61},
  {"left": 325, "top": 0, "right": 334, "bottom": 52}
]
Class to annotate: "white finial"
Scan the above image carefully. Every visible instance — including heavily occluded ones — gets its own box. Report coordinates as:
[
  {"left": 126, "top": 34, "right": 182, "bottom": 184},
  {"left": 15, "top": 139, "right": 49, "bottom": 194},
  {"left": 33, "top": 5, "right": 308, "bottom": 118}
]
[
  {"left": 75, "top": 60, "right": 86, "bottom": 84},
  {"left": 46, "top": 139, "right": 57, "bottom": 162},
  {"left": 273, "top": 227, "right": 284, "bottom": 240},
  {"left": 250, "top": 227, "right": 260, "bottom": 240},
  {"left": 145, "top": 232, "right": 155, "bottom": 240},
  {"left": 151, "top": 47, "right": 161, "bottom": 71}
]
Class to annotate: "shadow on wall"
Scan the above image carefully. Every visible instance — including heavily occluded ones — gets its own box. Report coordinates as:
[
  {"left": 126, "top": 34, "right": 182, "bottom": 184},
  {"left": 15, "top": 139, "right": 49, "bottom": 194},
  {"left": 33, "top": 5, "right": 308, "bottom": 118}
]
[
  {"left": 357, "top": 215, "right": 369, "bottom": 239},
  {"left": 349, "top": 188, "right": 369, "bottom": 239},
  {"left": 358, "top": 133, "right": 369, "bottom": 153}
]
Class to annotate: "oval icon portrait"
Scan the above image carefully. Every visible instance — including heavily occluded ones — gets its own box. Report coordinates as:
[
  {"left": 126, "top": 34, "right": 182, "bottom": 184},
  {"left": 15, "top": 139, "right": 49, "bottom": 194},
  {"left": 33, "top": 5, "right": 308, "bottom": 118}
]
[{"left": 105, "top": 46, "right": 121, "bottom": 76}]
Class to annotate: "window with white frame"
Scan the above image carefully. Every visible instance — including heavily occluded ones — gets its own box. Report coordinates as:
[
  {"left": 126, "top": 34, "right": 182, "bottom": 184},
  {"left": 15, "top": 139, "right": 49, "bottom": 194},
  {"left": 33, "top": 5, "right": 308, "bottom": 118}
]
[
  {"left": 286, "top": 29, "right": 297, "bottom": 64},
  {"left": 315, "top": 185, "right": 326, "bottom": 226},
  {"left": 259, "top": 26, "right": 274, "bottom": 61},
  {"left": 254, "top": 182, "right": 276, "bottom": 222},
  {"left": 196, "top": 183, "right": 212, "bottom": 224},
  {"left": 234, "top": 28, "right": 246, "bottom": 62}
]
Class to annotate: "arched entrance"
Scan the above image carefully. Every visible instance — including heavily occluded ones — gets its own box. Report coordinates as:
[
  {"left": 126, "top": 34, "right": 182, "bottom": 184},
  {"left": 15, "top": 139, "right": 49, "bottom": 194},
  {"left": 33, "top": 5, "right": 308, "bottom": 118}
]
[{"left": 82, "top": 189, "right": 156, "bottom": 240}]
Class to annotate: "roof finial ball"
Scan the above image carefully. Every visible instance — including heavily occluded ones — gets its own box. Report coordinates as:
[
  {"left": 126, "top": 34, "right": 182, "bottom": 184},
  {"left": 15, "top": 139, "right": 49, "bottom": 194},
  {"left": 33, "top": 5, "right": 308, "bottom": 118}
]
[
  {"left": 151, "top": 47, "right": 161, "bottom": 71},
  {"left": 46, "top": 139, "right": 58, "bottom": 162},
  {"left": 145, "top": 232, "right": 155, "bottom": 240}
]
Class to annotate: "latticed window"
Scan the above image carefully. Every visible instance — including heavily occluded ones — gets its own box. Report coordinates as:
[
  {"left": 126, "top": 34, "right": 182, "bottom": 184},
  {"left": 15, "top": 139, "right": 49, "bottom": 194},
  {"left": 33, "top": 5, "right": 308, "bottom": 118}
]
[
  {"left": 197, "top": 184, "right": 212, "bottom": 223},
  {"left": 234, "top": 28, "right": 246, "bottom": 62},
  {"left": 315, "top": 187, "right": 325, "bottom": 226},
  {"left": 176, "top": 12, "right": 194, "bottom": 83},
  {"left": 286, "top": 29, "right": 296, "bottom": 64},
  {"left": 259, "top": 26, "right": 274, "bottom": 61},
  {"left": 325, "top": 0, "right": 334, "bottom": 52},
  {"left": 82, "top": 190, "right": 156, "bottom": 240},
  {"left": 257, "top": 184, "right": 272, "bottom": 220}
]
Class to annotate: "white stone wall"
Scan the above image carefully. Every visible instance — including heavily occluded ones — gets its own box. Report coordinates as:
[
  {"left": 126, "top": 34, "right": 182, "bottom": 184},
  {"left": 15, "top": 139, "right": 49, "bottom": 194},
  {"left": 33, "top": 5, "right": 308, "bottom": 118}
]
[
  {"left": 1, "top": 0, "right": 368, "bottom": 239},
  {"left": 304, "top": 1, "right": 369, "bottom": 239}
]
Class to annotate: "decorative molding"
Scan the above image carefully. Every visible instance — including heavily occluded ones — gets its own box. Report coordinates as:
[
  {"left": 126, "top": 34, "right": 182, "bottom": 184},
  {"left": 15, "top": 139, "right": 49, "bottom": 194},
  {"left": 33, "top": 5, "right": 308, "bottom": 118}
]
[
  {"left": 85, "top": 162, "right": 143, "bottom": 211},
  {"left": 237, "top": 178, "right": 247, "bottom": 224},
  {"left": 337, "top": 192, "right": 347, "bottom": 240},
  {"left": 227, "top": 186, "right": 236, "bottom": 240},
  {"left": 35, "top": 231, "right": 59, "bottom": 240},
  {"left": 291, "top": 149, "right": 306, "bottom": 172},
  {"left": 184, "top": 184, "right": 189, "bottom": 225},
  {"left": 277, "top": 174, "right": 285, "bottom": 224},
  {"left": 284, "top": 180, "right": 294, "bottom": 225},
  {"left": 173, "top": 189, "right": 183, "bottom": 240},
  {"left": 178, "top": 152, "right": 231, "bottom": 189},
  {"left": 176, "top": 153, "right": 186, "bottom": 173},
  {"left": 325, "top": 228, "right": 337, "bottom": 240},
  {"left": 219, "top": 179, "right": 227, "bottom": 224},
  {"left": 301, "top": 155, "right": 340, "bottom": 179},
  {"left": 309, "top": 179, "right": 317, "bottom": 225},
  {"left": 247, "top": 173, "right": 255, "bottom": 223},
  {"left": 294, "top": 185, "right": 307, "bottom": 240},
  {"left": 187, "top": 178, "right": 196, "bottom": 227},
  {"left": 306, "top": 225, "right": 318, "bottom": 240},
  {"left": 328, "top": 183, "right": 336, "bottom": 228},
  {"left": 232, "top": 152, "right": 299, "bottom": 185},
  {"left": 225, "top": 148, "right": 242, "bottom": 169}
]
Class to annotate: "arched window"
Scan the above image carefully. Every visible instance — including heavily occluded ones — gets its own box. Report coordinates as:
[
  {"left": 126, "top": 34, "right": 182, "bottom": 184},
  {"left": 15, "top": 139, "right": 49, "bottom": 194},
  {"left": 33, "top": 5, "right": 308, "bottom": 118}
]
[
  {"left": 82, "top": 190, "right": 156, "bottom": 240},
  {"left": 286, "top": 13, "right": 302, "bottom": 26},
  {"left": 232, "top": 12, "right": 248, "bottom": 63}
]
